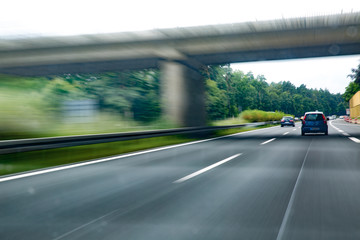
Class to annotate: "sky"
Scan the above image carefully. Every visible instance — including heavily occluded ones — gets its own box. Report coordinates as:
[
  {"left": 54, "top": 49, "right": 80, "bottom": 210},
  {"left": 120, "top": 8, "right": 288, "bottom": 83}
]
[
  {"left": 232, "top": 56, "right": 360, "bottom": 94},
  {"left": 1, "top": 0, "right": 359, "bottom": 93}
]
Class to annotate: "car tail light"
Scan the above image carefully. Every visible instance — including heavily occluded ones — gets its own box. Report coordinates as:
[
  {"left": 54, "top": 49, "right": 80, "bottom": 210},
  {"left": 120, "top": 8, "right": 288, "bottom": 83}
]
[
  {"left": 290, "top": 120, "right": 293, "bottom": 122},
  {"left": 302, "top": 115, "right": 306, "bottom": 125},
  {"left": 281, "top": 120, "right": 284, "bottom": 122},
  {"left": 322, "top": 115, "right": 327, "bottom": 124}
]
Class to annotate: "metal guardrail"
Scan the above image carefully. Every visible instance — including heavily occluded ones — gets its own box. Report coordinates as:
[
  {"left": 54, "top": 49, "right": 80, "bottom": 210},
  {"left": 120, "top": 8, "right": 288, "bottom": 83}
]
[{"left": 0, "top": 121, "right": 278, "bottom": 154}]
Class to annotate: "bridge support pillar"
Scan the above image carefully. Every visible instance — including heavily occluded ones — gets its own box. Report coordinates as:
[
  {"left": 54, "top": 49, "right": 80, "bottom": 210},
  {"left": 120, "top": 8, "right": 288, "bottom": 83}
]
[{"left": 160, "top": 61, "right": 206, "bottom": 127}]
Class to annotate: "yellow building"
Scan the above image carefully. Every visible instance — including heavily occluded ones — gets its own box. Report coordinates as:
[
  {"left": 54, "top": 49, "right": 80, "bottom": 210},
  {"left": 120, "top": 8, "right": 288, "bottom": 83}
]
[{"left": 350, "top": 91, "right": 360, "bottom": 119}]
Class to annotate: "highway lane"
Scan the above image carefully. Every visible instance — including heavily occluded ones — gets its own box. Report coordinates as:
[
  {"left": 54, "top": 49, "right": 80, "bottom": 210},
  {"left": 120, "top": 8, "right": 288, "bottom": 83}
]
[
  {"left": 1, "top": 121, "right": 360, "bottom": 240},
  {"left": 330, "top": 119, "right": 360, "bottom": 139},
  {"left": 277, "top": 121, "right": 360, "bottom": 240}
]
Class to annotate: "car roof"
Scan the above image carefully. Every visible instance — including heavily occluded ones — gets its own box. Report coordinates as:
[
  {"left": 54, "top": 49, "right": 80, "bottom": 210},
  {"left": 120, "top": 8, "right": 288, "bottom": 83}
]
[{"left": 304, "top": 111, "right": 324, "bottom": 115}]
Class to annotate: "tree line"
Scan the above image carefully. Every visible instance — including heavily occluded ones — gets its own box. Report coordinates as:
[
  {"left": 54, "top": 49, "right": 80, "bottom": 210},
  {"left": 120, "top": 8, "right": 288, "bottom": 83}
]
[
  {"left": 343, "top": 63, "right": 360, "bottom": 102},
  {"left": 204, "top": 65, "right": 347, "bottom": 119}
]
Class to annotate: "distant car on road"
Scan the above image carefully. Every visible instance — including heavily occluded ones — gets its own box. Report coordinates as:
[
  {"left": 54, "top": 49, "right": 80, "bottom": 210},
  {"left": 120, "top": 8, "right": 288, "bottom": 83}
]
[
  {"left": 301, "top": 111, "right": 328, "bottom": 135},
  {"left": 281, "top": 116, "right": 295, "bottom": 127}
]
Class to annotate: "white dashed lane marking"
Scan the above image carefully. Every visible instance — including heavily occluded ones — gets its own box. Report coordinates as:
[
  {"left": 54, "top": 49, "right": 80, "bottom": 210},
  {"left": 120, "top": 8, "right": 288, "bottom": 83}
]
[
  {"left": 173, "top": 153, "right": 242, "bottom": 183},
  {"left": 349, "top": 137, "right": 360, "bottom": 143},
  {"left": 260, "top": 138, "right": 276, "bottom": 145}
]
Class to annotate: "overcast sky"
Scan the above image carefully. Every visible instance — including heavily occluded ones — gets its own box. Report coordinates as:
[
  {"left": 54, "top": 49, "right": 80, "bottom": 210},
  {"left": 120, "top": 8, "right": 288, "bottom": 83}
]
[
  {"left": 1, "top": 0, "right": 359, "bottom": 93},
  {"left": 232, "top": 56, "right": 360, "bottom": 94}
]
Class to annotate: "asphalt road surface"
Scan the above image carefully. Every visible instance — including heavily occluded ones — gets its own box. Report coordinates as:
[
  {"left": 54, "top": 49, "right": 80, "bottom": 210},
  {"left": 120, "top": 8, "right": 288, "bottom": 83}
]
[{"left": 1, "top": 119, "right": 360, "bottom": 240}]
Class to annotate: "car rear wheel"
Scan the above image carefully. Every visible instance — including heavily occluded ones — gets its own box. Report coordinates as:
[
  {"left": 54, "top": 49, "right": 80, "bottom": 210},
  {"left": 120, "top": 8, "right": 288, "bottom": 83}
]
[
  {"left": 301, "top": 131, "right": 305, "bottom": 136},
  {"left": 281, "top": 125, "right": 283, "bottom": 127},
  {"left": 325, "top": 130, "right": 328, "bottom": 135}
]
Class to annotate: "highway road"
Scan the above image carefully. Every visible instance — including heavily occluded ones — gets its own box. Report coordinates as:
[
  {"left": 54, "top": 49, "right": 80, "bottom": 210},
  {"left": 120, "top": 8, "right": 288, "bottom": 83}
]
[{"left": 1, "top": 119, "right": 360, "bottom": 240}]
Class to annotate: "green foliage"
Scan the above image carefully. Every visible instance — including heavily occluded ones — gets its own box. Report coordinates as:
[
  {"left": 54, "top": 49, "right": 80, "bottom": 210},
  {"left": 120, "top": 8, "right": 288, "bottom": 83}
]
[
  {"left": 42, "top": 77, "right": 88, "bottom": 114},
  {"left": 0, "top": 77, "right": 53, "bottom": 139},
  {"left": 205, "top": 79, "right": 229, "bottom": 119},
  {"left": 344, "top": 81, "right": 360, "bottom": 102},
  {"left": 0, "top": 71, "right": 164, "bottom": 139},
  {"left": 348, "top": 63, "right": 360, "bottom": 85},
  {"left": 203, "top": 65, "right": 346, "bottom": 119},
  {"left": 57, "top": 70, "right": 161, "bottom": 122},
  {"left": 343, "top": 62, "right": 360, "bottom": 102},
  {"left": 240, "top": 110, "right": 287, "bottom": 122}
]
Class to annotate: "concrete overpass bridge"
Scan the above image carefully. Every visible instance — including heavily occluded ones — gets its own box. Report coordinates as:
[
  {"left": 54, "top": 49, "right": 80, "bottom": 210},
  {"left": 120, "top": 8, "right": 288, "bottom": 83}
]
[{"left": 1, "top": 12, "right": 360, "bottom": 126}]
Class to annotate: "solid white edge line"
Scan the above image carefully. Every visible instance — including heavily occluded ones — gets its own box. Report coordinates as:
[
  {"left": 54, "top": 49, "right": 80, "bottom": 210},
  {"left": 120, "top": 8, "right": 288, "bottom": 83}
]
[
  {"left": 331, "top": 122, "right": 360, "bottom": 127},
  {"left": 330, "top": 121, "right": 352, "bottom": 137},
  {"left": 329, "top": 121, "right": 341, "bottom": 131},
  {"left": 292, "top": 129, "right": 297, "bottom": 131},
  {"left": 173, "top": 153, "right": 242, "bottom": 184},
  {"left": 283, "top": 132, "right": 289, "bottom": 135},
  {"left": 0, "top": 125, "right": 278, "bottom": 183},
  {"left": 260, "top": 138, "right": 276, "bottom": 145},
  {"left": 276, "top": 139, "right": 312, "bottom": 240},
  {"left": 349, "top": 137, "right": 360, "bottom": 143}
]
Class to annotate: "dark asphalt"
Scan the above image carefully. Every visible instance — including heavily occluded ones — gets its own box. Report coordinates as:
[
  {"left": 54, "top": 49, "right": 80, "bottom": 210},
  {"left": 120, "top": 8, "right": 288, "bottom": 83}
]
[{"left": 1, "top": 119, "right": 360, "bottom": 240}]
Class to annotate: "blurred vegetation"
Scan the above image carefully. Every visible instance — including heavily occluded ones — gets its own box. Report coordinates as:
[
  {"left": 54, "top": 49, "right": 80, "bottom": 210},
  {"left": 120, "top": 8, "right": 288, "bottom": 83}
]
[
  {"left": 240, "top": 110, "right": 289, "bottom": 122},
  {"left": 0, "top": 71, "right": 171, "bottom": 140},
  {"left": 0, "top": 64, "right": 348, "bottom": 140}
]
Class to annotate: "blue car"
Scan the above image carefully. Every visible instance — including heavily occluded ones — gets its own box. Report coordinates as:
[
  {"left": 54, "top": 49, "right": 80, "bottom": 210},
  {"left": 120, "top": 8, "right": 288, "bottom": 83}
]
[
  {"left": 281, "top": 116, "right": 295, "bottom": 127},
  {"left": 301, "top": 111, "right": 328, "bottom": 136}
]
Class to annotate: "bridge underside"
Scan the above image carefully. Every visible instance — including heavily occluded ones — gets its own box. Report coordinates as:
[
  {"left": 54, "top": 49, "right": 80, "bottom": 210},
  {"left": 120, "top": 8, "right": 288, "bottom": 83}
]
[{"left": 1, "top": 43, "right": 360, "bottom": 76}]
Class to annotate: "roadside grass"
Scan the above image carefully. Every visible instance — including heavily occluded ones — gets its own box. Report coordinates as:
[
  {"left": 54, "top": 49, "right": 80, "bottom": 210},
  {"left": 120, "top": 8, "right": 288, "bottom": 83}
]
[
  {"left": 0, "top": 125, "right": 271, "bottom": 177},
  {"left": 211, "top": 116, "right": 247, "bottom": 126},
  {"left": 0, "top": 113, "right": 176, "bottom": 140},
  {"left": 0, "top": 135, "right": 193, "bottom": 176},
  {"left": 212, "top": 125, "right": 272, "bottom": 136}
]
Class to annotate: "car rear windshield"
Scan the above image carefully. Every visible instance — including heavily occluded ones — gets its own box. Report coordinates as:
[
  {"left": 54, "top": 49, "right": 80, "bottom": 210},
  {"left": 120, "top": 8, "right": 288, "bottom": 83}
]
[{"left": 305, "top": 114, "right": 323, "bottom": 121}]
